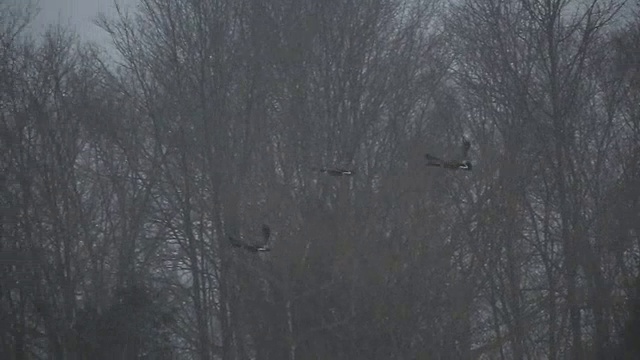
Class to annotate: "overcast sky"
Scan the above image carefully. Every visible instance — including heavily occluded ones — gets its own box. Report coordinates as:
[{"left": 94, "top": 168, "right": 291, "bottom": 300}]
[
  {"left": 25, "top": 0, "right": 636, "bottom": 45},
  {"left": 29, "top": 0, "right": 134, "bottom": 44}
]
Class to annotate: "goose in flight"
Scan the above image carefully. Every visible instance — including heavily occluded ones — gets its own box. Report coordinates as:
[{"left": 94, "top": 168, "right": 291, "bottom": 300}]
[
  {"left": 315, "top": 167, "right": 355, "bottom": 176},
  {"left": 425, "top": 137, "right": 473, "bottom": 170},
  {"left": 229, "top": 224, "right": 272, "bottom": 253}
]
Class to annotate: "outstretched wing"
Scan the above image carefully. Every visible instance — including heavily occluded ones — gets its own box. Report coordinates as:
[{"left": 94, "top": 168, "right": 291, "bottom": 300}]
[
  {"left": 425, "top": 153, "right": 442, "bottom": 166},
  {"left": 228, "top": 236, "right": 244, "bottom": 248},
  {"left": 425, "top": 153, "right": 442, "bottom": 161},
  {"left": 315, "top": 167, "right": 333, "bottom": 175},
  {"left": 262, "top": 224, "right": 271, "bottom": 243},
  {"left": 461, "top": 137, "right": 471, "bottom": 159}
]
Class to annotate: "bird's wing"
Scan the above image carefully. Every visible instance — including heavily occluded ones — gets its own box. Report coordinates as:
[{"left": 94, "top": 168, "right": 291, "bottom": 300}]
[
  {"left": 461, "top": 137, "right": 471, "bottom": 159},
  {"left": 425, "top": 153, "right": 443, "bottom": 161},
  {"left": 228, "top": 236, "right": 244, "bottom": 248},
  {"left": 262, "top": 224, "right": 271, "bottom": 242}
]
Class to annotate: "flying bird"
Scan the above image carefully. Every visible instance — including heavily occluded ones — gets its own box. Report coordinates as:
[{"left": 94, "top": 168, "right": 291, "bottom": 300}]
[
  {"left": 228, "top": 236, "right": 271, "bottom": 252},
  {"left": 425, "top": 137, "right": 473, "bottom": 171},
  {"left": 228, "top": 224, "right": 272, "bottom": 253},
  {"left": 315, "top": 167, "right": 355, "bottom": 176}
]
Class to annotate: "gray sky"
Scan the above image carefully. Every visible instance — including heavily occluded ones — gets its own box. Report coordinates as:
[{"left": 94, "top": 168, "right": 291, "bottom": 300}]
[
  {"left": 29, "top": 0, "right": 134, "bottom": 44},
  {"left": 25, "top": 0, "right": 637, "bottom": 45}
]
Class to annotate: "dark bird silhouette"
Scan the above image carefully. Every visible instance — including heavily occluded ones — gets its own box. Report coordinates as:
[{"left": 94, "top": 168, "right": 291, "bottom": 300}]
[
  {"left": 228, "top": 236, "right": 271, "bottom": 252},
  {"left": 425, "top": 137, "right": 473, "bottom": 171},
  {"left": 228, "top": 224, "right": 272, "bottom": 253},
  {"left": 315, "top": 167, "right": 355, "bottom": 176}
]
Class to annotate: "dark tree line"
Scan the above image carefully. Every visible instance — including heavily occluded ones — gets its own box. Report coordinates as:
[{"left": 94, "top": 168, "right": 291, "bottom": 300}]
[{"left": 1, "top": 0, "right": 639, "bottom": 358}]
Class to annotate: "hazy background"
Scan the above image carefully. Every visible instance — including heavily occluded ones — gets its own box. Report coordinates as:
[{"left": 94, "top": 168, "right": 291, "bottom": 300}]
[
  {"left": 2, "top": 0, "right": 640, "bottom": 359},
  {"left": 29, "top": 0, "right": 132, "bottom": 43}
]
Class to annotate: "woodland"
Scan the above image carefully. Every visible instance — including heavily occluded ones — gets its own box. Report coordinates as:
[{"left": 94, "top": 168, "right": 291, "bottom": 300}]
[{"left": 1, "top": 0, "right": 640, "bottom": 358}]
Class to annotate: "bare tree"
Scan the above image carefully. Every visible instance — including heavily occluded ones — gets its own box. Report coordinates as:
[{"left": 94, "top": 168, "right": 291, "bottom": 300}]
[
  {"left": 447, "top": 0, "right": 626, "bottom": 358},
  {"left": 3, "top": 0, "right": 639, "bottom": 358}
]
